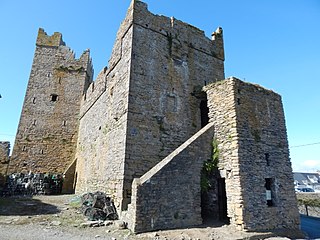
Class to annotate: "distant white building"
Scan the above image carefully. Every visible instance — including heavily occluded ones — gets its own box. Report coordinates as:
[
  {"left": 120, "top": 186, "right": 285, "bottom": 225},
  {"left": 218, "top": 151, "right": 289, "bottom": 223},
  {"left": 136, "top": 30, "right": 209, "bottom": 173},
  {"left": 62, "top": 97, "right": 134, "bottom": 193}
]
[{"left": 293, "top": 172, "right": 320, "bottom": 192}]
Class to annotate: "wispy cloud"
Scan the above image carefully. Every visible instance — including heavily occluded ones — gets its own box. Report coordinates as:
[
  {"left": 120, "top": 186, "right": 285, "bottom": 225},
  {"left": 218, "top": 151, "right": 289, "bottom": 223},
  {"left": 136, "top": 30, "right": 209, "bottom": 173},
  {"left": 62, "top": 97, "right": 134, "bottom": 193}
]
[{"left": 292, "top": 159, "right": 320, "bottom": 172}]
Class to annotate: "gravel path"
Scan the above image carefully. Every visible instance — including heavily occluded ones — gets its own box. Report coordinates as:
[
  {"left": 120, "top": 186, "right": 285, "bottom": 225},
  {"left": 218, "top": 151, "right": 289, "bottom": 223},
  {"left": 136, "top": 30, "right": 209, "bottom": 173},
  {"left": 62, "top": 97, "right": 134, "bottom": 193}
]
[
  {"left": 0, "top": 195, "right": 305, "bottom": 240},
  {"left": 0, "top": 224, "right": 116, "bottom": 240}
]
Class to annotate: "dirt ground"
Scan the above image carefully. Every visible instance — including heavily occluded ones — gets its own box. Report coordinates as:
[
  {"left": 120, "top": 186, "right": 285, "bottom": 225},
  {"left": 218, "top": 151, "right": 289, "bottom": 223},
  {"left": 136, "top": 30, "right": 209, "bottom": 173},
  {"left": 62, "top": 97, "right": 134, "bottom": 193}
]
[{"left": 0, "top": 194, "right": 305, "bottom": 240}]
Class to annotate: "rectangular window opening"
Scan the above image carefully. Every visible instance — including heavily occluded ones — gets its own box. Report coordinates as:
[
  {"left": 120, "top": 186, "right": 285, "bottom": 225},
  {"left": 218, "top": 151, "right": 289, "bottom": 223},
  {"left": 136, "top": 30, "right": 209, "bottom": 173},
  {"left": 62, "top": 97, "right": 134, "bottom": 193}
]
[
  {"left": 51, "top": 94, "right": 58, "bottom": 102},
  {"left": 265, "top": 178, "right": 274, "bottom": 207},
  {"left": 265, "top": 153, "right": 270, "bottom": 166}
]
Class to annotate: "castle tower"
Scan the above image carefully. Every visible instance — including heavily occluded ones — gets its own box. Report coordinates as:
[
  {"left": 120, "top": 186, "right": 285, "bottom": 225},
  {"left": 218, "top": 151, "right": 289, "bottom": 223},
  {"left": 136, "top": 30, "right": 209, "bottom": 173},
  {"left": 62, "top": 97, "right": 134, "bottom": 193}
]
[
  {"left": 9, "top": 29, "right": 93, "bottom": 182},
  {"left": 204, "top": 77, "right": 300, "bottom": 231},
  {"left": 74, "top": 0, "right": 225, "bottom": 210}
]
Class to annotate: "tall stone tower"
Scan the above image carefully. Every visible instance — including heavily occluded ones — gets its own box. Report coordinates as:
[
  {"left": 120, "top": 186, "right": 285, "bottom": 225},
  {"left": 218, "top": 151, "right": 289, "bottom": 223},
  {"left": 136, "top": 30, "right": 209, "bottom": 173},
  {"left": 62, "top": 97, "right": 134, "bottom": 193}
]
[
  {"left": 75, "top": 0, "right": 225, "bottom": 210},
  {"left": 9, "top": 29, "right": 93, "bottom": 180}
]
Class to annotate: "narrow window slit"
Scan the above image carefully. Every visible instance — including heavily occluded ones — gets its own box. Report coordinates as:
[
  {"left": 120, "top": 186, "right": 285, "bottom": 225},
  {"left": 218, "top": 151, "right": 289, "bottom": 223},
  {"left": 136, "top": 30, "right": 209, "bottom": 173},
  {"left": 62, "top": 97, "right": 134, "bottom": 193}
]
[{"left": 265, "top": 153, "right": 270, "bottom": 166}]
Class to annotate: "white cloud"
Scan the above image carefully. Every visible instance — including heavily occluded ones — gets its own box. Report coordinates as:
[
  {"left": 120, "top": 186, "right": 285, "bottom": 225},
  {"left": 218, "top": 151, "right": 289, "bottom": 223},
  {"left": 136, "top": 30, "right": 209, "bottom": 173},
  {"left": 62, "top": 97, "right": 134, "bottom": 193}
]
[
  {"left": 304, "top": 160, "right": 320, "bottom": 167},
  {"left": 292, "top": 159, "right": 320, "bottom": 173}
]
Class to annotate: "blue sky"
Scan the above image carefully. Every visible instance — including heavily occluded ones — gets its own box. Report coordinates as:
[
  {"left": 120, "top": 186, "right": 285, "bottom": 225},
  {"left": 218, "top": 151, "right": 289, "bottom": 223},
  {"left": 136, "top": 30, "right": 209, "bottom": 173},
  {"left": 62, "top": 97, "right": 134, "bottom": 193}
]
[{"left": 0, "top": 0, "right": 319, "bottom": 172}]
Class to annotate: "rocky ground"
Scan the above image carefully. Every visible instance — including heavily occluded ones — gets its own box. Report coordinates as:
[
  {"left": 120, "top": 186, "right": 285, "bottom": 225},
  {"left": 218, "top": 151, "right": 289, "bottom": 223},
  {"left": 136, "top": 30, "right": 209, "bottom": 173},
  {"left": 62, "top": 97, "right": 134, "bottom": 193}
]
[{"left": 0, "top": 194, "right": 305, "bottom": 240}]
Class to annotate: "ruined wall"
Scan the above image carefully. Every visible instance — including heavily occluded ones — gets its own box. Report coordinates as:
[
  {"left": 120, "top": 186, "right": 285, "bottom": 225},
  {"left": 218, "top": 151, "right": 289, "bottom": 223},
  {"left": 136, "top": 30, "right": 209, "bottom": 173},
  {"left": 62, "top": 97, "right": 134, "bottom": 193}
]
[
  {"left": 0, "top": 141, "right": 10, "bottom": 186},
  {"left": 205, "top": 77, "right": 300, "bottom": 230},
  {"left": 9, "top": 28, "right": 93, "bottom": 175},
  {"left": 204, "top": 79, "right": 242, "bottom": 227},
  {"left": 123, "top": 0, "right": 224, "bottom": 208},
  {"left": 125, "top": 123, "right": 214, "bottom": 233},
  {"left": 74, "top": 2, "right": 134, "bottom": 210},
  {"left": 234, "top": 79, "right": 300, "bottom": 230}
]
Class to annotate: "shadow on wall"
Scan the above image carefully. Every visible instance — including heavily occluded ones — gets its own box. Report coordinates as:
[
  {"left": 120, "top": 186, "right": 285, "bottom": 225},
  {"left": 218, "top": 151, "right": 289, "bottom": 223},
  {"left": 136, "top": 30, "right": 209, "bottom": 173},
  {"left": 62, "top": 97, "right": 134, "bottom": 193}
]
[{"left": 0, "top": 173, "right": 5, "bottom": 188}]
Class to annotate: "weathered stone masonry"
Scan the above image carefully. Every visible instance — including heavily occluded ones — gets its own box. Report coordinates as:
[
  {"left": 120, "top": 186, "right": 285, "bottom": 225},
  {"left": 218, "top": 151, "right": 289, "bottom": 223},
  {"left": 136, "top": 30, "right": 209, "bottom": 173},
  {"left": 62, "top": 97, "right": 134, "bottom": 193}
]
[
  {"left": 0, "top": 141, "right": 10, "bottom": 186},
  {"left": 4, "top": 0, "right": 300, "bottom": 234},
  {"left": 204, "top": 77, "right": 300, "bottom": 230},
  {"left": 75, "top": 0, "right": 224, "bottom": 211},
  {"left": 9, "top": 28, "right": 93, "bottom": 192}
]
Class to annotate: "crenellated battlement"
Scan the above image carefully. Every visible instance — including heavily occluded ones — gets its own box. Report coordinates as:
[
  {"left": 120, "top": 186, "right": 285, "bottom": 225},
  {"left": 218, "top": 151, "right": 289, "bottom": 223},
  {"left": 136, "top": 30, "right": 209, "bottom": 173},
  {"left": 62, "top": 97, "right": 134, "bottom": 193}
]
[
  {"left": 80, "top": 68, "right": 107, "bottom": 117},
  {"left": 54, "top": 47, "right": 93, "bottom": 79},
  {"left": 36, "top": 28, "right": 66, "bottom": 47},
  {"left": 131, "top": 0, "right": 225, "bottom": 60}
]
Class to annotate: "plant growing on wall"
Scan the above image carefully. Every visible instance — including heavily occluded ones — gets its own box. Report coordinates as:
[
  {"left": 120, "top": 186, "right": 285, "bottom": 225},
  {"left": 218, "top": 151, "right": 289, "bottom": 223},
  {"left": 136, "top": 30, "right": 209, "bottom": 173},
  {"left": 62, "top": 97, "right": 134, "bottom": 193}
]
[{"left": 201, "top": 138, "right": 219, "bottom": 192}]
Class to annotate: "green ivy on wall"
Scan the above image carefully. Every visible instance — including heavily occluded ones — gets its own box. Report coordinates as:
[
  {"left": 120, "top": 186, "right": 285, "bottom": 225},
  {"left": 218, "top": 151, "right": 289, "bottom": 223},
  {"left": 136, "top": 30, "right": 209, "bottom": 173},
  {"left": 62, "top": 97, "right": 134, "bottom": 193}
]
[{"left": 201, "top": 138, "right": 219, "bottom": 192}]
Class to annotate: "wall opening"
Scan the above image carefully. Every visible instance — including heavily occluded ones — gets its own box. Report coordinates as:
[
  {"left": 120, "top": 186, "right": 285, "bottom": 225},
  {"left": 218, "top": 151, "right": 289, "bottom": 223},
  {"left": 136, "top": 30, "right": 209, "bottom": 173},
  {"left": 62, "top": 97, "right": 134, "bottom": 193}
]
[
  {"left": 51, "top": 94, "right": 58, "bottom": 102},
  {"left": 265, "top": 153, "right": 270, "bottom": 166},
  {"left": 201, "top": 171, "right": 229, "bottom": 225},
  {"left": 218, "top": 178, "right": 229, "bottom": 223},
  {"left": 265, "top": 178, "right": 274, "bottom": 207},
  {"left": 200, "top": 99, "right": 209, "bottom": 127}
]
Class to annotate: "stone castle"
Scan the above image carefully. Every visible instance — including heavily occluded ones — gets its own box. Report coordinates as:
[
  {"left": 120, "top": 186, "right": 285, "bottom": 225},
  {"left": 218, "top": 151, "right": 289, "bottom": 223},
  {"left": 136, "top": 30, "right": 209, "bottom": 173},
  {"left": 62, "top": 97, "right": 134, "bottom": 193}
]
[{"left": 1, "top": 0, "right": 300, "bottom": 233}]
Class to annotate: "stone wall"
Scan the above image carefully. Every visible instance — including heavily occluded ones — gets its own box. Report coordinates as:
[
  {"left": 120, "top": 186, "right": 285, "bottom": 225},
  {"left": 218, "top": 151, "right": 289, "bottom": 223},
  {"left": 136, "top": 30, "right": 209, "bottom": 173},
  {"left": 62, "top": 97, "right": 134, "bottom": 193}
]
[
  {"left": 125, "top": 123, "right": 214, "bottom": 233},
  {"left": 74, "top": 1, "right": 134, "bottom": 211},
  {"left": 9, "top": 29, "right": 93, "bottom": 179},
  {"left": 205, "top": 77, "right": 300, "bottom": 230},
  {"left": 75, "top": 0, "right": 225, "bottom": 211},
  {"left": 0, "top": 141, "right": 10, "bottom": 186},
  {"left": 123, "top": 0, "right": 224, "bottom": 209},
  {"left": 204, "top": 78, "right": 242, "bottom": 227}
]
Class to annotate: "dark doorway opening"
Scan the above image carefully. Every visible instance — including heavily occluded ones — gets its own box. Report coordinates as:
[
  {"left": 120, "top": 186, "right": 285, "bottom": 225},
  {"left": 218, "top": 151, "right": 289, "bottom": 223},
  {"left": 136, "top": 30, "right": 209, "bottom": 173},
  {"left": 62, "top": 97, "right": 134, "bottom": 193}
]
[
  {"left": 200, "top": 99, "right": 209, "bottom": 127},
  {"left": 218, "top": 178, "right": 229, "bottom": 223},
  {"left": 201, "top": 174, "right": 229, "bottom": 226}
]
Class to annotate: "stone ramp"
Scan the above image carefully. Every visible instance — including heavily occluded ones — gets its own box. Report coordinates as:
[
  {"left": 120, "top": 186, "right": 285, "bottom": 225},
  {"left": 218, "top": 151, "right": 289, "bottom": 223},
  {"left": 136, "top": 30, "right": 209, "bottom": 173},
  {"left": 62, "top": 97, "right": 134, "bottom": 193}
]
[{"left": 125, "top": 122, "right": 214, "bottom": 233}]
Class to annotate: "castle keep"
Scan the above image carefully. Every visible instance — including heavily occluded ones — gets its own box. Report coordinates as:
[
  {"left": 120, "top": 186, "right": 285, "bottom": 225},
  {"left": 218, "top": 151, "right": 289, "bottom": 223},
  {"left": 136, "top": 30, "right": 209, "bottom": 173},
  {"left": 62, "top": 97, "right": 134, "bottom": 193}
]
[{"left": 2, "top": 0, "right": 300, "bottom": 233}]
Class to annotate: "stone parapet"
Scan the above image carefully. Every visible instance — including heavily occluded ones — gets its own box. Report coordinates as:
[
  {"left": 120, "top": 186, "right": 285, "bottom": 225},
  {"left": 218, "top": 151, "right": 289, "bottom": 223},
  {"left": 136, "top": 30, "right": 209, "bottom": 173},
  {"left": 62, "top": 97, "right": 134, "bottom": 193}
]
[
  {"left": 132, "top": 1, "right": 224, "bottom": 60},
  {"left": 36, "top": 28, "right": 65, "bottom": 47}
]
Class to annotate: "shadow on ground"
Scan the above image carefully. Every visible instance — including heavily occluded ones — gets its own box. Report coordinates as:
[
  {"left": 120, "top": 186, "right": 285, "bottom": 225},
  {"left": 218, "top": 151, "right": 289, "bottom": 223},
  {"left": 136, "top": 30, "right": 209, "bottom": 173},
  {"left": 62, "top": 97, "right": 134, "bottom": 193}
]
[
  {"left": 0, "top": 196, "right": 60, "bottom": 216},
  {"left": 244, "top": 229, "right": 305, "bottom": 240}
]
